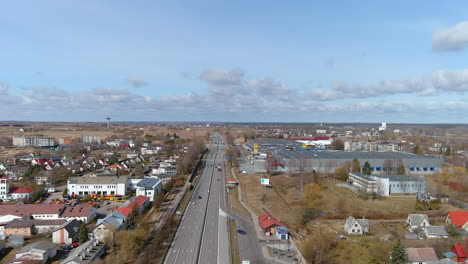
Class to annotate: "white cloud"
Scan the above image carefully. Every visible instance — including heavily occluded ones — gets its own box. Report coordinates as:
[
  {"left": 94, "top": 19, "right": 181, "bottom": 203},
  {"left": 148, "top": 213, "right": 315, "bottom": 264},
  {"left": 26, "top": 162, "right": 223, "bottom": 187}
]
[
  {"left": 126, "top": 77, "right": 149, "bottom": 88},
  {"left": 432, "top": 21, "right": 468, "bottom": 51},
  {"left": 200, "top": 68, "right": 244, "bottom": 86}
]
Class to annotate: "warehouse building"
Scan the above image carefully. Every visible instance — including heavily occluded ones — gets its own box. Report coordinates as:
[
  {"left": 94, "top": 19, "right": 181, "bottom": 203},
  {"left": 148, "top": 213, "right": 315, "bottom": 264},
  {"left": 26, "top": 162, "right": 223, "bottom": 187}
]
[{"left": 272, "top": 150, "right": 443, "bottom": 175}]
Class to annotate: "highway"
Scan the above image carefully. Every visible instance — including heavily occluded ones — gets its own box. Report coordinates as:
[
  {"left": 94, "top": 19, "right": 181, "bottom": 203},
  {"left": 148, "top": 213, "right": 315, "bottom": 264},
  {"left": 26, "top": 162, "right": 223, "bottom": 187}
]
[{"left": 164, "top": 134, "right": 231, "bottom": 264}]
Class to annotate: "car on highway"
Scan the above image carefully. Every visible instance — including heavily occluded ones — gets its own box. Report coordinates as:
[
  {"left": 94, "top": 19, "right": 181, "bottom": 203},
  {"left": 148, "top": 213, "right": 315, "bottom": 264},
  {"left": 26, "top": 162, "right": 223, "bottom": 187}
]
[
  {"left": 236, "top": 229, "right": 247, "bottom": 235},
  {"left": 192, "top": 202, "right": 196, "bottom": 205},
  {"left": 198, "top": 195, "right": 202, "bottom": 199},
  {"left": 242, "top": 260, "right": 251, "bottom": 264}
]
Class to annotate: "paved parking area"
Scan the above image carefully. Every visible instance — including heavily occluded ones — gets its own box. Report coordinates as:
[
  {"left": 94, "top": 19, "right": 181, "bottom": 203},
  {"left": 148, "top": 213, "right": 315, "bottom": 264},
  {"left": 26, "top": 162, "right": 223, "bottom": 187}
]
[
  {"left": 269, "top": 247, "right": 299, "bottom": 264},
  {"left": 238, "top": 157, "right": 266, "bottom": 174},
  {"left": 44, "top": 185, "right": 66, "bottom": 203}
]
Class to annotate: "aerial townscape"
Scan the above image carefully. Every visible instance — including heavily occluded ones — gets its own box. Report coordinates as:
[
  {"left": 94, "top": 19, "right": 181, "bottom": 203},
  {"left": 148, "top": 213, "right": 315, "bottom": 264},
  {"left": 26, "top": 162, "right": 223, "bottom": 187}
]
[{"left": 1, "top": 1, "right": 468, "bottom": 264}]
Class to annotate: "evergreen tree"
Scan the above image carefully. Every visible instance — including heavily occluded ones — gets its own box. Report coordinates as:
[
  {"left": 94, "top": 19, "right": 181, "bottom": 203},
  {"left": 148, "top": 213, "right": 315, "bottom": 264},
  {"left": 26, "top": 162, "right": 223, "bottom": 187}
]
[
  {"left": 445, "top": 146, "right": 451, "bottom": 156},
  {"left": 413, "top": 145, "right": 421, "bottom": 155},
  {"left": 352, "top": 159, "right": 361, "bottom": 173},
  {"left": 63, "top": 188, "right": 68, "bottom": 197},
  {"left": 390, "top": 240, "right": 408, "bottom": 264},
  {"left": 78, "top": 222, "right": 90, "bottom": 244},
  {"left": 123, "top": 203, "right": 139, "bottom": 230},
  {"left": 362, "top": 162, "right": 372, "bottom": 175},
  {"left": 396, "top": 165, "right": 405, "bottom": 175}
]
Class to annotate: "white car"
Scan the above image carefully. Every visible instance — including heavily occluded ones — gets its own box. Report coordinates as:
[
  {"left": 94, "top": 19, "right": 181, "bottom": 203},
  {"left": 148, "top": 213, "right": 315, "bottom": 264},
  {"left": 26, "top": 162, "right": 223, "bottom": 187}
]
[{"left": 242, "top": 260, "right": 250, "bottom": 264}]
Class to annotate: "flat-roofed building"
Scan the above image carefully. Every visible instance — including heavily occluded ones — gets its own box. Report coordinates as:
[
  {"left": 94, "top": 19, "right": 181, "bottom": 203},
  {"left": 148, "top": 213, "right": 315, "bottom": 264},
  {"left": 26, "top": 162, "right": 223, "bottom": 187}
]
[
  {"left": 348, "top": 172, "right": 425, "bottom": 196},
  {"left": 273, "top": 150, "right": 443, "bottom": 175},
  {"left": 67, "top": 176, "right": 130, "bottom": 196},
  {"left": 13, "top": 137, "right": 55, "bottom": 147}
]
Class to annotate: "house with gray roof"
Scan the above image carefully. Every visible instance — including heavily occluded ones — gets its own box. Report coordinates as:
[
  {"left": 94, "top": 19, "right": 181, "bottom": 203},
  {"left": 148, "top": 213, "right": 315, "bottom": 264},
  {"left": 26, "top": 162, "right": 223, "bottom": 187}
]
[
  {"left": 423, "top": 226, "right": 450, "bottom": 239},
  {"left": 136, "top": 178, "right": 162, "bottom": 201},
  {"left": 344, "top": 216, "right": 369, "bottom": 235},
  {"left": 93, "top": 212, "right": 126, "bottom": 242},
  {"left": 52, "top": 219, "right": 81, "bottom": 244},
  {"left": 407, "top": 214, "right": 430, "bottom": 232},
  {"left": 15, "top": 241, "right": 57, "bottom": 263}
]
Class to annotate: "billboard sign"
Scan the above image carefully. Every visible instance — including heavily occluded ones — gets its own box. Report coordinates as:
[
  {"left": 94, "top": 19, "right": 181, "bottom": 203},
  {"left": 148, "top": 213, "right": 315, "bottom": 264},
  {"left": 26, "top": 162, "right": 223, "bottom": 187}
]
[{"left": 260, "top": 178, "right": 270, "bottom": 185}]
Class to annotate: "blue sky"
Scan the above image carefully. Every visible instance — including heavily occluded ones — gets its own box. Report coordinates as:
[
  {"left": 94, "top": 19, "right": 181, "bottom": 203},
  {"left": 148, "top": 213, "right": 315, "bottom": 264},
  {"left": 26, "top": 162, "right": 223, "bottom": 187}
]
[{"left": 1, "top": 1, "right": 468, "bottom": 123}]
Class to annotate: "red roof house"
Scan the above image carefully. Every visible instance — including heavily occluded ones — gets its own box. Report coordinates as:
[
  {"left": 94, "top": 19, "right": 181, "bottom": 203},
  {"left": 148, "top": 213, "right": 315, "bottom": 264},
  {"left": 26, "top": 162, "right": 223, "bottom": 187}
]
[
  {"left": 116, "top": 195, "right": 149, "bottom": 217},
  {"left": 9, "top": 187, "right": 35, "bottom": 194},
  {"left": 446, "top": 211, "right": 468, "bottom": 229},
  {"left": 258, "top": 213, "right": 283, "bottom": 233},
  {"left": 450, "top": 243, "right": 467, "bottom": 263}
]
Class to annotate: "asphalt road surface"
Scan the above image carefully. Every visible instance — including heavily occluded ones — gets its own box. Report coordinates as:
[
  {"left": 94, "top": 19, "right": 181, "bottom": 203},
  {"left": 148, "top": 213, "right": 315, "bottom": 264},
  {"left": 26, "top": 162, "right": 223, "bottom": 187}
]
[{"left": 164, "top": 134, "right": 230, "bottom": 264}]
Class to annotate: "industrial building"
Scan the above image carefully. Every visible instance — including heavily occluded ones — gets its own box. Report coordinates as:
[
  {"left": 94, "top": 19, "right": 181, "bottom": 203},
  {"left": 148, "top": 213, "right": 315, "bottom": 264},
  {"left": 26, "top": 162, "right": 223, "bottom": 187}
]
[
  {"left": 348, "top": 172, "right": 425, "bottom": 196},
  {"left": 12, "top": 137, "right": 55, "bottom": 147},
  {"left": 67, "top": 176, "right": 131, "bottom": 196},
  {"left": 82, "top": 135, "right": 101, "bottom": 144},
  {"left": 272, "top": 150, "right": 443, "bottom": 175}
]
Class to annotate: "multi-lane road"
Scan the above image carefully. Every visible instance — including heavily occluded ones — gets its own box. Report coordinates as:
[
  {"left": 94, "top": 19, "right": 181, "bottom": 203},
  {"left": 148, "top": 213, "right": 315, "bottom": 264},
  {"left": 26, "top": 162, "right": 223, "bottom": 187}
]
[{"left": 164, "top": 134, "right": 231, "bottom": 264}]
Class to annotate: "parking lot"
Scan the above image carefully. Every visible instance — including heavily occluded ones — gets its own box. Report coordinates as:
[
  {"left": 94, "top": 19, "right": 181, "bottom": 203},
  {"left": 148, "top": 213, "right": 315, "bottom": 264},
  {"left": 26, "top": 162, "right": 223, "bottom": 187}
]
[
  {"left": 42, "top": 185, "right": 129, "bottom": 217},
  {"left": 238, "top": 157, "right": 266, "bottom": 174},
  {"left": 268, "top": 247, "right": 300, "bottom": 264}
]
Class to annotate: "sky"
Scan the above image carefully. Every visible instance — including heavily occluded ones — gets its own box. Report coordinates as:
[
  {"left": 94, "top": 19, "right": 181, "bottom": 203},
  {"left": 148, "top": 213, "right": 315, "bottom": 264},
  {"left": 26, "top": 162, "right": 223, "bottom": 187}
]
[{"left": 1, "top": 1, "right": 468, "bottom": 123}]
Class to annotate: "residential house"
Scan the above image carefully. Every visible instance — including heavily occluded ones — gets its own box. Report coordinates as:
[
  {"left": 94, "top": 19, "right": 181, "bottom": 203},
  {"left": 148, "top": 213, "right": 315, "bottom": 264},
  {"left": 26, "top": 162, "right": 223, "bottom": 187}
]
[
  {"left": 406, "top": 247, "right": 439, "bottom": 264},
  {"left": 60, "top": 205, "right": 96, "bottom": 223},
  {"left": 449, "top": 243, "right": 467, "bottom": 263},
  {"left": 52, "top": 219, "right": 81, "bottom": 244},
  {"left": 154, "top": 174, "right": 173, "bottom": 184},
  {"left": 344, "top": 216, "right": 369, "bottom": 235},
  {"left": 446, "top": 211, "right": 468, "bottom": 231},
  {"left": 14, "top": 241, "right": 57, "bottom": 264},
  {"left": 4, "top": 166, "right": 28, "bottom": 180},
  {"left": 117, "top": 195, "right": 150, "bottom": 216},
  {"left": 407, "top": 214, "right": 431, "bottom": 232},
  {"left": 258, "top": 213, "right": 284, "bottom": 235},
  {"left": 423, "top": 226, "right": 450, "bottom": 239},
  {"left": 60, "top": 238, "right": 106, "bottom": 264},
  {"left": 0, "top": 177, "right": 36, "bottom": 200},
  {"left": 35, "top": 170, "right": 54, "bottom": 185},
  {"left": 4, "top": 219, "right": 36, "bottom": 237},
  {"left": 93, "top": 211, "right": 126, "bottom": 242},
  {"left": 135, "top": 178, "right": 162, "bottom": 201}
]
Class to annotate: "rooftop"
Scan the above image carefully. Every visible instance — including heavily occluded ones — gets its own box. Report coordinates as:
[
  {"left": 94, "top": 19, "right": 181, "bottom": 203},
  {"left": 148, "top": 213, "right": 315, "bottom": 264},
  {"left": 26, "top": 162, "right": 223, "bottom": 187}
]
[
  {"left": 406, "top": 247, "right": 439, "bottom": 262},
  {"left": 68, "top": 175, "right": 129, "bottom": 185},
  {"left": 136, "top": 178, "right": 161, "bottom": 189},
  {"left": 61, "top": 205, "right": 93, "bottom": 217}
]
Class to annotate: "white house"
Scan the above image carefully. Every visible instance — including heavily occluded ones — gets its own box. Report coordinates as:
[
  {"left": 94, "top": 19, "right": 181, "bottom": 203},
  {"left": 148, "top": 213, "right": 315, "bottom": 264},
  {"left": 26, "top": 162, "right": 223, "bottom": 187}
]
[
  {"left": 0, "top": 177, "right": 36, "bottom": 201},
  {"left": 136, "top": 178, "right": 162, "bottom": 201},
  {"left": 407, "top": 214, "right": 430, "bottom": 232},
  {"left": 344, "top": 216, "right": 369, "bottom": 235},
  {"left": 67, "top": 176, "right": 131, "bottom": 196}
]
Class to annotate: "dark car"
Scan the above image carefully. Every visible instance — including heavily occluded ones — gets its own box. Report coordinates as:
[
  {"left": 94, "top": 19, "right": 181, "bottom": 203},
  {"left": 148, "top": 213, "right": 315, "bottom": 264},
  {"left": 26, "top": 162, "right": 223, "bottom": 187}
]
[
  {"left": 198, "top": 195, "right": 202, "bottom": 199},
  {"left": 236, "top": 229, "right": 247, "bottom": 235}
]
